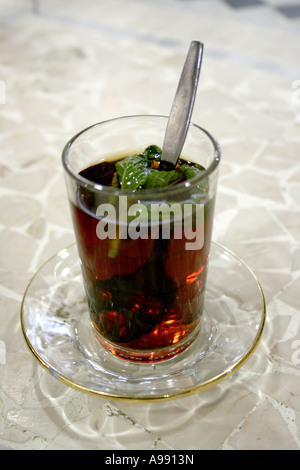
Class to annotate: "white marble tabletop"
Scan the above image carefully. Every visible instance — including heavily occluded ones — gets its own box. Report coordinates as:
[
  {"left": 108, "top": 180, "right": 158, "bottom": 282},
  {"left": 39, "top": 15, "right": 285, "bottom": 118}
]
[{"left": 0, "top": 0, "right": 300, "bottom": 450}]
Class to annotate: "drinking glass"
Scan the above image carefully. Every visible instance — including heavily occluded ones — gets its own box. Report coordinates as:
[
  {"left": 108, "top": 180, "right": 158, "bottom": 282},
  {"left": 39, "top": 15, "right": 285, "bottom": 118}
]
[{"left": 62, "top": 115, "right": 221, "bottom": 362}]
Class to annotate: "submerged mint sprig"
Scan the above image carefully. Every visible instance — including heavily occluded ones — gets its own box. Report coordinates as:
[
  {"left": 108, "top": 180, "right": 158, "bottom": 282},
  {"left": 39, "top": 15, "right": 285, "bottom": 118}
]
[{"left": 111, "top": 145, "right": 205, "bottom": 191}]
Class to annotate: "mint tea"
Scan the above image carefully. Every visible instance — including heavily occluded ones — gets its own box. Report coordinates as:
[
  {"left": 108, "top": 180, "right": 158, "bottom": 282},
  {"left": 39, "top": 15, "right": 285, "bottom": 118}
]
[
  {"left": 62, "top": 116, "right": 220, "bottom": 363},
  {"left": 70, "top": 146, "right": 215, "bottom": 362}
]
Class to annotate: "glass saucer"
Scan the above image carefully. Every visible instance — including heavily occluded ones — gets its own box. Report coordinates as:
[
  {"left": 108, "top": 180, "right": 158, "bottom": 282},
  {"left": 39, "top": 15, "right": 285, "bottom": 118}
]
[{"left": 21, "top": 242, "right": 266, "bottom": 402}]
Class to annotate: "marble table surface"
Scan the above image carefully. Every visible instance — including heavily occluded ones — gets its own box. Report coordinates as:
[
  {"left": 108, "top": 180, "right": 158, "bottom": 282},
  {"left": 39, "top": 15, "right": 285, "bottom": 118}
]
[{"left": 0, "top": 0, "right": 300, "bottom": 450}]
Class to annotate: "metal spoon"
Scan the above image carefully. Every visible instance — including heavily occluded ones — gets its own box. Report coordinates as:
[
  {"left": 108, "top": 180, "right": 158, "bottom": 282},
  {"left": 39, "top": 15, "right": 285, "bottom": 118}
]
[{"left": 159, "top": 41, "right": 204, "bottom": 171}]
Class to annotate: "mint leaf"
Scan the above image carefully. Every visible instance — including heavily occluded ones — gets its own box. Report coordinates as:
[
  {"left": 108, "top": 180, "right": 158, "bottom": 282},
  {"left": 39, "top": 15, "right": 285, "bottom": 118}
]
[
  {"left": 180, "top": 163, "right": 205, "bottom": 180},
  {"left": 113, "top": 148, "right": 207, "bottom": 192},
  {"left": 180, "top": 163, "right": 208, "bottom": 195},
  {"left": 143, "top": 145, "right": 162, "bottom": 164},
  {"left": 142, "top": 169, "right": 183, "bottom": 189},
  {"left": 111, "top": 171, "right": 120, "bottom": 188},
  {"left": 116, "top": 155, "right": 150, "bottom": 190}
]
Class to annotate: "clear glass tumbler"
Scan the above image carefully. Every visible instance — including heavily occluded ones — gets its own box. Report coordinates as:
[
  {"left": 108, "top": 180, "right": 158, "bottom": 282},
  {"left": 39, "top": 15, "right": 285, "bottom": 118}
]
[{"left": 62, "top": 115, "right": 221, "bottom": 362}]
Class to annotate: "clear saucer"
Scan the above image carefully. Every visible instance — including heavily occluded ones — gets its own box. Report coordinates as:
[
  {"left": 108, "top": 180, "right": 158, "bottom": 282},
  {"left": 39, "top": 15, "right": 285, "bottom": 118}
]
[{"left": 21, "top": 242, "right": 266, "bottom": 402}]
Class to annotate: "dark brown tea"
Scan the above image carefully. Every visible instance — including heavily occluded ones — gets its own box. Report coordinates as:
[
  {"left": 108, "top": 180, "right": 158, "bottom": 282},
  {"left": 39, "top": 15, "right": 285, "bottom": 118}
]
[{"left": 71, "top": 148, "right": 214, "bottom": 362}]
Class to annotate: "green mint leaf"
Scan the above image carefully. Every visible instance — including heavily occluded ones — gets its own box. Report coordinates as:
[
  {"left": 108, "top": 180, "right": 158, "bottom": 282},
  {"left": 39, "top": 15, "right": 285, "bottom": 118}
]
[
  {"left": 111, "top": 171, "right": 120, "bottom": 188},
  {"left": 180, "top": 163, "right": 205, "bottom": 180},
  {"left": 116, "top": 155, "right": 150, "bottom": 190},
  {"left": 141, "top": 169, "right": 183, "bottom": 189},
  {"left": 143, "top": 145, "right": 162, "bottom": 164},
  {"left": 180, "top": 163, "right": 208, "bottom": 195},
  {"left": 113, "top": 147, "right": 207, "bottom": 192}
]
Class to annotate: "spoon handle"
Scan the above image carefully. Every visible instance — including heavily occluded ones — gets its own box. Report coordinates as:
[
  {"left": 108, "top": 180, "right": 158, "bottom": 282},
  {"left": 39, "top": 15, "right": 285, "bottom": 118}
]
[{"left": 160, "top": 41, "right": 204, "bottom": 170}]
